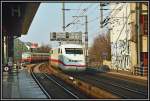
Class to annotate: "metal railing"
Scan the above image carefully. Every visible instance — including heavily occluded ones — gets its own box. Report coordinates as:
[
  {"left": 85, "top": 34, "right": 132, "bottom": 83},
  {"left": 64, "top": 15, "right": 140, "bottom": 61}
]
[{"left": 134, "top": 66, "right": 148, "bottom": 76}]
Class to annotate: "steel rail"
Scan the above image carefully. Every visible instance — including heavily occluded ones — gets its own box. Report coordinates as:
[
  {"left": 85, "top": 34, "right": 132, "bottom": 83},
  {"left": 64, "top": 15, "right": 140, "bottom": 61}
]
[
  {"left": 44, "top": 73, "right": 79, "bottom": 99},
  {"left": 30, "top": 64, "right": 52, "bottom": 99}
]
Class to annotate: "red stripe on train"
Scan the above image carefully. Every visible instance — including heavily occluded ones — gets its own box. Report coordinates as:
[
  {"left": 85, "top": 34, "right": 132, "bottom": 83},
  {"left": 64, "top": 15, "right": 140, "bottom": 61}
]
[{"left": 49, "top": 57, "right": 85, "bottom": 67}]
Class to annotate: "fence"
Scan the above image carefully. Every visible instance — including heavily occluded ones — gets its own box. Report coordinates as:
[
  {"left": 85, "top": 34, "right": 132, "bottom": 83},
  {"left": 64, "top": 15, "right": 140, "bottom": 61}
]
[{"left": 134, "top": 66, "right": 148, "bottom": 76}]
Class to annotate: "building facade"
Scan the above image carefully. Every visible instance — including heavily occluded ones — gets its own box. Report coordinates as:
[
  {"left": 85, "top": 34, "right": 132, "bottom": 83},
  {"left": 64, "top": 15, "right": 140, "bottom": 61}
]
[
  {"left": 130, "top": 3, "right": 148, "bottom": 76},
  {"left": 109, "top": 2, "right": 148, "bottom": 75},
  {"left": 110, "top": 3, "right": 131, "bottom": 70}
]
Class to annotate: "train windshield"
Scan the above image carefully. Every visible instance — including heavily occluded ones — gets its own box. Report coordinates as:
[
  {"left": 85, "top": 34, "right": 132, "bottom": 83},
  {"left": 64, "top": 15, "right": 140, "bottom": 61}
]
[{"left": 65, "top": 48, "right": 83, "bottom": 54}]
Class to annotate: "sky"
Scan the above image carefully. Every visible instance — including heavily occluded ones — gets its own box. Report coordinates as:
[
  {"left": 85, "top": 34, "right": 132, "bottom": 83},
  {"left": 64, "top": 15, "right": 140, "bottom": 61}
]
[{"left": 19, "top": 2, "right": 109, "bottom": 48}]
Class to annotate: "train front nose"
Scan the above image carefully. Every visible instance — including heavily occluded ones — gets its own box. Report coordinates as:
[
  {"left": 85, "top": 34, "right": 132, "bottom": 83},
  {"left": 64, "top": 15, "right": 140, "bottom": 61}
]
[{"left": 65, "top": 62, "right": 86, "bottom": 71}]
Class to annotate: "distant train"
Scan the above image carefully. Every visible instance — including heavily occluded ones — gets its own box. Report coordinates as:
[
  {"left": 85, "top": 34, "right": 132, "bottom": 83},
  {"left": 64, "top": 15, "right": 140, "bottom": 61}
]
[
  {"left": 21, "top": 52, "right": 49, "bottom": 63},
  {"left": 49, "top": 44, "right": 86, "bottom": 72}
]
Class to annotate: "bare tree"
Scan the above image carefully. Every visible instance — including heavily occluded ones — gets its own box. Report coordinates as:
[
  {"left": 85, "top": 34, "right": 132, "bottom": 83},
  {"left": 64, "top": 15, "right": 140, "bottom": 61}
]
[
  {"left": 89, "top": 33, "right": 111, "bottom": 67},
  {"left": 34, "top": 44, "right": 51, "bottom": 53}
]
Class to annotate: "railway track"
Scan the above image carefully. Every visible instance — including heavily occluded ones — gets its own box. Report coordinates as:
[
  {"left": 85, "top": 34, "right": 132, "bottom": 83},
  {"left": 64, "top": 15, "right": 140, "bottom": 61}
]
[
  {"left": 66, "top": 71, "right": 148, "bottom": 99},
  {"left": 95, "top": 73, "right": 147, "bottom": 94},
  {"left": 83, "top": 69, "right": 147, "bottom": 95},
  {"left": 30, "top": 63, "right": 148, "bottom": 99},
  {"left": 30, "top": 63, "right": 91, "bottom": 99},
  {"left": 89, "top": 68, "right": 147, "bottom": 86},
  {"left": 30, "top": 64, "right": 51, "bottom": 99}
]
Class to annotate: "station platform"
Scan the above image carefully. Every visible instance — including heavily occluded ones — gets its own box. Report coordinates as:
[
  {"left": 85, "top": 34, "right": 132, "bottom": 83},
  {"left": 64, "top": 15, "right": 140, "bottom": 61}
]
[{"left": 2, "top": 67, "right": 47, "bottom": 99}]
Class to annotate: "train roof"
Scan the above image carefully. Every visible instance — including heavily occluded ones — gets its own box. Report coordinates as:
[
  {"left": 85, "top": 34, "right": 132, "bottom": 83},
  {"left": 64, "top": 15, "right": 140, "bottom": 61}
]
[
  {"left": 22, "top": 52, "right": 31, "bottom": 54},
  {"left": 22, "top": 52, "right": 49, "bottom": 55},
  {"left": 32, "top": 52, "right": 49, "bottom": 55},
  {"left": 51, "top": 44, "right": 83, "bottom": 50},
  {"left": 60, "top": 44, "right": 83, "bottom": 48}
]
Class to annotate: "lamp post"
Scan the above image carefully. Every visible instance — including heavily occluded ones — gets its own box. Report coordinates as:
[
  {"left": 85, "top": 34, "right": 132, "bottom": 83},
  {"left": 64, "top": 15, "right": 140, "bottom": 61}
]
[{"left": 62, "top": 2, "right": 65, "bottom": 32}]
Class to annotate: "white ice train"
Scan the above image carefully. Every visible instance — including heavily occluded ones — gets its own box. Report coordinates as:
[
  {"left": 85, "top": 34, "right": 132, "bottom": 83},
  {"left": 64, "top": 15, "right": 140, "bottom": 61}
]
[{"left": 49, "top": 44, "right": 86, "bottom": 71}]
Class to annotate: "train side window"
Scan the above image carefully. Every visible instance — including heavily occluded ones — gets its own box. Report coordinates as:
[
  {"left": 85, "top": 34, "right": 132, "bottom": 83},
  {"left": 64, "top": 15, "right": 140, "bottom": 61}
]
[
  {"left": 53, "top": 32, "right": 56, "bottom": 38},
  {"left": 58, "top": 48, "right": 60, "bottom": 54},
  {"left": 60, "top": 49, "right": 62, "bottom": 54},
  {"left": 66, "top": 32, "right": 69, "bottom": 38}
]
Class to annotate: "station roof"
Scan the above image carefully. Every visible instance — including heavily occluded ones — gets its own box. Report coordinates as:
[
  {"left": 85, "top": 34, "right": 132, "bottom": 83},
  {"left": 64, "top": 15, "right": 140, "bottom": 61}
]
[{"left": 2, "top": 2, "right": 40, "bottom": 37}]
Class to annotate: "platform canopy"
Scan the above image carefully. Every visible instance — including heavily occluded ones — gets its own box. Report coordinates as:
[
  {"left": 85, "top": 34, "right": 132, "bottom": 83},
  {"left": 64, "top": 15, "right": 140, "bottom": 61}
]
[{"left": 2, "top": 2, "right": 40, "bottom": 37}]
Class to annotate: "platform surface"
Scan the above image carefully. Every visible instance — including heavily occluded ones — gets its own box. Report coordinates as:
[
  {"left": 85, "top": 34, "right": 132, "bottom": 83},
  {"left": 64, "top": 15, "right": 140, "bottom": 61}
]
[{"left": 2, "top": 67, "right": 47, "bottom": 99}]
